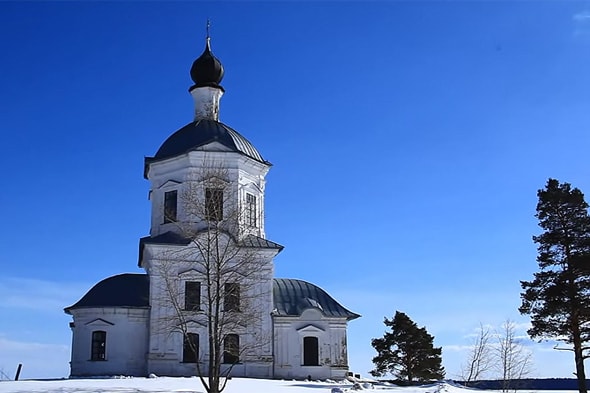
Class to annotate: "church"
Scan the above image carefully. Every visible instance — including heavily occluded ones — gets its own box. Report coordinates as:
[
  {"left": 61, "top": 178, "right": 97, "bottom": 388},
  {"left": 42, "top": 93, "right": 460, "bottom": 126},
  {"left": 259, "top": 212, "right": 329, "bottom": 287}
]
[{"left": 64, "top": 35, "right": 360, "bottom": 380}]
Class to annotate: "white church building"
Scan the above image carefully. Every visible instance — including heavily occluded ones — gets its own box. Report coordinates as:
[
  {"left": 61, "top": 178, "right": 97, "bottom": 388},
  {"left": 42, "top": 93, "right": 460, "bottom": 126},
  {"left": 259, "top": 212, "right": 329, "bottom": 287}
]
[{"left": 65, "top": 36, "right": 359, "bottom": 380}]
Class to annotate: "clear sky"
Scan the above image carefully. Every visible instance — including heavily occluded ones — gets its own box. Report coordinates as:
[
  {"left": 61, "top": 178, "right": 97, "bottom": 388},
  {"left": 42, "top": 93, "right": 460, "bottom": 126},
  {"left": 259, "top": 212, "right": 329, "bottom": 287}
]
[{"left": 1, "top": 1, "right": 590, "bottom": 381}]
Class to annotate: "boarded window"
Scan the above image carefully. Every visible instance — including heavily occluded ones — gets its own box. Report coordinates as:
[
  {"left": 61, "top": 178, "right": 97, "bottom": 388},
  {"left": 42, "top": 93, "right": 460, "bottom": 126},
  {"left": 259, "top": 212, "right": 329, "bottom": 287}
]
[
  {"left": 183, "top": 333, "right": 199, "bottom": 363},
  {"left": 164, "top": 190, "right": 178, "bottom": 223},
  {"left": 303, "top": 336, "right": 319, "bottom": 366},
  {"left": 205, "top": 188, "right": 223, "bottom": 221},
  {"left": 223, "top": 334, "right": 240, "bottom": 364},
  {"left": 224, "top": 283, "right": 240, "bottom": 312},
  {"left": 184, "top": 281, "right": 201, "bottom": 311},
  {"left": 91, "top": 330, "right": 106, "bottom": 361}
]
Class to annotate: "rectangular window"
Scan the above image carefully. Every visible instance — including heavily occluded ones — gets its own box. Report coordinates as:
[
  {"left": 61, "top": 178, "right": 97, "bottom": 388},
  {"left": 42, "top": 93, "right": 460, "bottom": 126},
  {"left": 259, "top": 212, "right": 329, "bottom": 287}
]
[
  {"left": 91, "top": 330, "right": 106, "bottom": 361},
  {"left": 246, "top": 193, "right": 257, "bottom": 227},
  {"left": 205, "top": 188, "right": 223, "bottom": 221},
  {"left": 164, "top": 190, "right": 178, "bottom": 223},
  {"left": 224, "top": 283, "right": 240, "bottom": 312},
  {"left": 184, "top": 281, "right": 201, "bottom": 311},
  {"left": 223, "top": 334, "right": 239, "bottom": 364},
  {"left": 183, "top": 333, "right": 199, "bottom": 363}
]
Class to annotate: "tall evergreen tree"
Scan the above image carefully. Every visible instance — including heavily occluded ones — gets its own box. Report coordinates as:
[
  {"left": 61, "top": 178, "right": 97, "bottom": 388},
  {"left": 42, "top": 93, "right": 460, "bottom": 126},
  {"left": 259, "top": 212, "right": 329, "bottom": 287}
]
[
  {"left": 370, "top": 311, "right": 445, "bottom": 382},
  {"left": 520, "top": 178, "right": 590, "bottom": 393}
]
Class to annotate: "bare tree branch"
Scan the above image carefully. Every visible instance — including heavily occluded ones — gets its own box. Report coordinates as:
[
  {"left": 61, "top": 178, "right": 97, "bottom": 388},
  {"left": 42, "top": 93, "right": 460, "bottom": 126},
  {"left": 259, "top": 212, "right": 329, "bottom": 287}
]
[
  {"left": 150, "top": 160, "right": 273, "bottom": 393},
  {"left": 460, "top": 323, "right": 493, "bottom": 386},
  {"left": 495, "top": 320, "right": 533, "bottom": 393}
]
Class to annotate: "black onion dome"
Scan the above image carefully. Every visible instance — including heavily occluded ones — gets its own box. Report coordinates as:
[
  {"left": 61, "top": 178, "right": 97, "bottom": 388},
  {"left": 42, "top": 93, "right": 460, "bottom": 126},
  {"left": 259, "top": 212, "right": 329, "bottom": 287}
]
[{"left": 190, "top": 38, "right": 224, "bottom": 91}]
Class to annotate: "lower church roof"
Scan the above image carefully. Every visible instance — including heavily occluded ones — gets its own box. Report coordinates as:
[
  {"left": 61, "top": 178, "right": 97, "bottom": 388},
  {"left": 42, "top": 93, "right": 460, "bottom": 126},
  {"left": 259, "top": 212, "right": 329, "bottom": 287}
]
[
  {"left": 273, "top": 278, "right": 360, "bottom": 321},
  {"left": 137, "top": 232, "right": 284, "bottom": 267},
  {"left": 64, "top": 274, "right": 359, "bottom": 321},
  {"left": 64, "top": 273, "right": 149, "bottom": 314}
]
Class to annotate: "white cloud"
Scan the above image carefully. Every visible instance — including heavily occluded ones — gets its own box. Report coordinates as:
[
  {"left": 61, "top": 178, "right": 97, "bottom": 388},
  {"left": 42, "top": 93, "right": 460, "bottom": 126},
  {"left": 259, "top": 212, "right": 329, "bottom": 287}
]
[
  {"left": 573, "top": 10, "right": 590, "bottom": 36},
  {"left": 0, "top": 335, "right": 70, "bottom": 379},
  {"left": 0, "top": 277, "right": 90, "bottom": 312},
  {"left": 443, "top": 344, "right": 472, "bottom": 353},
  {"left": 574, "top": 10, "right": 590, "bottom": 21}
]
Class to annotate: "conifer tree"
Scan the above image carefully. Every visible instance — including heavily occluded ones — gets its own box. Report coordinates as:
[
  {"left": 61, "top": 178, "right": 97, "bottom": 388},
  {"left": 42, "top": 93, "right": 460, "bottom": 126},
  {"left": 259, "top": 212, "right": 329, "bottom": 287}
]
[
  {"left": 520, "top": 178, "right": 590, "bottom": 393},
  {"left": 370, "top": 311, "right": 445, "bottom": 382}
]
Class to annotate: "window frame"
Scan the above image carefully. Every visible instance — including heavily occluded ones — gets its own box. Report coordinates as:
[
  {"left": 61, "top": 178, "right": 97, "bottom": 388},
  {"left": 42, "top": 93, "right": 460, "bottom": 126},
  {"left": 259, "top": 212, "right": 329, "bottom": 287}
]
[
  {"left": 164, "top": 190, "right": 178, "bottom": 223},
  {"left": 205, "top": 188, "right": 224, "bottom": 222},
  {"left": 183, "top": 332, "right": 199, "bottom": 363},
  {"left": 224, "top": 282, "right": 240, "bottom": 312},
  {"left": 90, "top": 330, "right": 107, "bottom": 361},
  {"left": 245, "top": 193, "right": 257, "bottom": 227},
  {"left": 223, "top": 334, "right": 240, "bottom": 364},
  {"left": 184, "top": 281, "right": 201, "bottom": 311}
]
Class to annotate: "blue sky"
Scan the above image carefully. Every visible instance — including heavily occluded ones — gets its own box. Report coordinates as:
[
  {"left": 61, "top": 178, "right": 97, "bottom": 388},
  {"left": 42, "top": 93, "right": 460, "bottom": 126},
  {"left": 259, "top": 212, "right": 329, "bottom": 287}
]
[{"left": 1, "top": 1, "right": 590, "bottom": 380}]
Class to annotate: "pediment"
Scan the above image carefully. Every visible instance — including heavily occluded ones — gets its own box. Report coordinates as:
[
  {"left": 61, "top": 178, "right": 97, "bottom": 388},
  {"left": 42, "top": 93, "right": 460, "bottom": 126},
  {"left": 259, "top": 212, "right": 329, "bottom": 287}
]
[
  {"left": 296, "top": 324, "right": 325, "bottom": 334},
  {"left": 195, "top": 141, "right": 233, "bottom": 153},
  {"left": 157, "top": 179, "right": 182, "bottom": 189},
  {"left": 178, "top": 268, "right": 205, "bottom": 277},
  {"left": 201, "top": 174, "right": 230, "bottom": 186},
  {"left": 85, "top": 318, "right": 114, "bottom": 327},
  {"left": 243, "top": 181, "right": 262, "bottom": 193}
]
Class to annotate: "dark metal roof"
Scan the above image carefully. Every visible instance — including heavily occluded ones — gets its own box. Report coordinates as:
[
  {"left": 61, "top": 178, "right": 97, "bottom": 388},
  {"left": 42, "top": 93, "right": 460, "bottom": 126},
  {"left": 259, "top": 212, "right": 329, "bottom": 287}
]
[
  {"left": 140, "top": 231, "right": 191, "bottom": 246},
  {"left": 138, "top": 231, "right": 283, "bottom": 267},
  {"left": 273, "top": 278, "right": 360, "bottom": 321},
  {"left": 241, "top": 234, "right": 284, "bottom": 250},
  {"left": 137, "top": 232, "right": 190, "bottom": 267},
  {"left": 64, "top": 274, "right": 358, "bottom": 322},
  {"left": 64, "top": 273, "right": 149, "bottom": 314},
  {"left": 144, "top": 119, "right": 269, "bottom": 178}
]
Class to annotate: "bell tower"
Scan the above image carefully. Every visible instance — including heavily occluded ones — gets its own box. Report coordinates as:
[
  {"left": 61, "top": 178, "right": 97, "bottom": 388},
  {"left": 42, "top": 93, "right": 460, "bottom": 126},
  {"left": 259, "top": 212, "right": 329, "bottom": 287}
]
[{"left": 142, "top": 35, "right": 271, "bottom": 241}]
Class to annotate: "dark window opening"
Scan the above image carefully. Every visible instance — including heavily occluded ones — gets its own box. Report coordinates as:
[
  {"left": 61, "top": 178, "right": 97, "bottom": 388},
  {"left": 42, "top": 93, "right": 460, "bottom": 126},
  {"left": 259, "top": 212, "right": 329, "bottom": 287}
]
[
  {"left": 183, "top": 333, "right": 199, "bottom": 363},
  {"left": 164, "top": 190, "right": 178, "bottom": 223},
  {"left": 303, "top": 336, "right": 319, "bottom": 366},
  {"left": 91, "top": 330, "right": 106, "bottom": 361},
  {"left": 184, "top": 281, "right": 201, "bottom": 311},
  {"left": 224, "top": 283, "right": 240, "bottom": 312},
  {"left": 223, "top": 334, "right": 239, "bottom": 364},
  {"left": 246, "top": 193, "right": 257, "bottom": 227},
  {"left": 205, "top": 188, "right": 223, "bottom": 221}
]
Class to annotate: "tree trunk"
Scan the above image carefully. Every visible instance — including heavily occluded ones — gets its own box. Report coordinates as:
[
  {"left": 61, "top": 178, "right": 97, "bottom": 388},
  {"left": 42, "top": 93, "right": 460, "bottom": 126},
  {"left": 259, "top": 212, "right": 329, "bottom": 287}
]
[{"left": 574, "top": 336, "right": 587, "bottom": 393}]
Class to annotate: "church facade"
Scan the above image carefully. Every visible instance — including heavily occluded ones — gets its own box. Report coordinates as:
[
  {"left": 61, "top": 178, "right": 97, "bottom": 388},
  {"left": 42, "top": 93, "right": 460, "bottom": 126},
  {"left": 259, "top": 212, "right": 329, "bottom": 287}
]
[{"left": 65, "top": 37, "right": 359, "bottom": 380}]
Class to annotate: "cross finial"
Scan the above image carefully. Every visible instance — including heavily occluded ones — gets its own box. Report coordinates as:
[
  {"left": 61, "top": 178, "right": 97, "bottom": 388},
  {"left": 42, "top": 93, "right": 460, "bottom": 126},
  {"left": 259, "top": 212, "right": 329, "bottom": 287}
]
[{"left": 206, "top": 18, "right": 211, "bottom": 39}]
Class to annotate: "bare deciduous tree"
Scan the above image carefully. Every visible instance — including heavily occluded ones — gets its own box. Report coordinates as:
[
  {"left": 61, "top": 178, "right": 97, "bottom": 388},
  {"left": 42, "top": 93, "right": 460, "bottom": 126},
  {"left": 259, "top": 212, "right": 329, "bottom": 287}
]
[
  {"left": 460, "top": 323, "right": 493, "bottom": 386},
  {"left": 495, "top": 320, "right": 533, "bottom": 392},
  {"left": 149, "top": 161, "right": 275, "bottom": 393}
]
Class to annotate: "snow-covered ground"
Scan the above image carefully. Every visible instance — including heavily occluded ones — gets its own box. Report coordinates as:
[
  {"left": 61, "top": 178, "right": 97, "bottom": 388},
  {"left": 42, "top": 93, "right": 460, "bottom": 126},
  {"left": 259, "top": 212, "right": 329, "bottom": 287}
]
[{"left": 0, "top": 377, "right": 571, "bottom": 393}]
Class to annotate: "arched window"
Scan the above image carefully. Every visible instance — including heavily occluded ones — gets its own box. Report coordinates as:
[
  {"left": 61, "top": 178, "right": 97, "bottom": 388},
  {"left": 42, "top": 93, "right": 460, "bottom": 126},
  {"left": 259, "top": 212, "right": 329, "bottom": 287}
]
[
  {"left": 303, "top": 336, "right": 319, "bottom": 366},
  {"left": 91, "top": 330, "right": 106, "bottom": 361},
  {"left": 223, "top": 334, "right": 239, "bottom": 364},
  {"left": 183, "top": 333, "right": 199, "bottom": 363}
]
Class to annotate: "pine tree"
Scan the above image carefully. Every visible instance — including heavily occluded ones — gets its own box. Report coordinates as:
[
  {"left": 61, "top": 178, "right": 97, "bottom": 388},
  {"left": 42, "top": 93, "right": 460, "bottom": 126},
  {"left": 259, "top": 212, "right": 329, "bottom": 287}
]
[
  {"left": 370, "top": 311, "right": 445, "bottom": 382},
  {"left": 520, "top": 178, "right": 590, "bottom": 393}
]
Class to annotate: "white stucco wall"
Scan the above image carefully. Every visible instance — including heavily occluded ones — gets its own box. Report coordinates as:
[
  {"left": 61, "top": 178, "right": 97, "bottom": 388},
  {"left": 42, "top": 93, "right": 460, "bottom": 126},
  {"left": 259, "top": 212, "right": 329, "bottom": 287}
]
[
  {"left": 69, "top": 307, "right": 149, "bottom": 377},
  {"left": 146, "top": 149, "right": 269, "bottom": 240},
  {"left": 143, "top": 238, "right": 277, "bottom": 377},
  {"left": 273, "top": 309, "right": 350, "bottom": 380}
]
